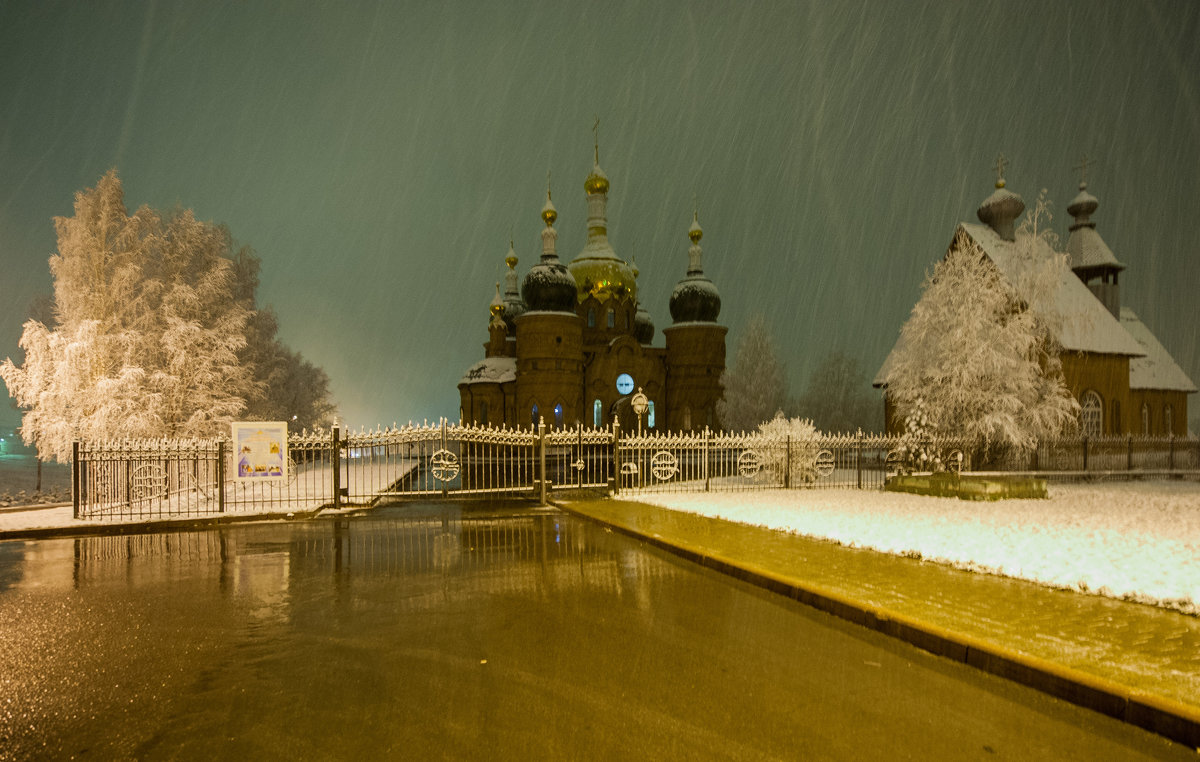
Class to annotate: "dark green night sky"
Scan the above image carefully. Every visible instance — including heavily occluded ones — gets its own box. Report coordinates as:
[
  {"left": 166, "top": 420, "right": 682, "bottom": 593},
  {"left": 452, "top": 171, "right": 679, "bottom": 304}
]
[{"left": 2, "top": 0, "right": 1197, "bottom": 429}]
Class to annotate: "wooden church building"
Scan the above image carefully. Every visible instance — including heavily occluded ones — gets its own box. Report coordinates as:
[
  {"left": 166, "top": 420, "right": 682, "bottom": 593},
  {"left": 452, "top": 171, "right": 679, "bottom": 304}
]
[{"left": 875, "top": 166, "right": 1195, "bottom": 437}]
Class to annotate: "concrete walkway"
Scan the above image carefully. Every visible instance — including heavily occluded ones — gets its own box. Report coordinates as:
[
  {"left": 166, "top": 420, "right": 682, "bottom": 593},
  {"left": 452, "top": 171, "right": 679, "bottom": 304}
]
[{"left": 558, "top": 497, "right": 1200, "bottom": 751}]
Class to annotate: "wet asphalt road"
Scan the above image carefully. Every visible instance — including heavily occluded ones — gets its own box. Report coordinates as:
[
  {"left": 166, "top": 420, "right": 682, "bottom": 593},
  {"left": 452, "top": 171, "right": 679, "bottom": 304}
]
[{"left": 0, "top": 502, "right": 1191, "bottom": 760}]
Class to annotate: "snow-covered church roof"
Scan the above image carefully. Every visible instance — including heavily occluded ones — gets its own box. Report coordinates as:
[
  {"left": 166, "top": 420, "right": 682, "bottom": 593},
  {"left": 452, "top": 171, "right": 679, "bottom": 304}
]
[
  {"left": 873, "top": 220, "right": 1144, "bottom": 389},
  {"left": 960, "top": 222, "right": 1144, "bottom": 357},
  {"left": 1120, "top": 308, "right": 1197, "bottom": 392},
  {"left": 458, "top": 357, "right": 517, "bottom": 386}
]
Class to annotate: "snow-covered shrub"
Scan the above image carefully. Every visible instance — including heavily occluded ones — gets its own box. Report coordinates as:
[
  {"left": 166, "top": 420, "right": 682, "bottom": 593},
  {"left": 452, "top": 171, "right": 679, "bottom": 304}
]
[{"left": 756, "top": 413, "right": 821, "bottom": 484}]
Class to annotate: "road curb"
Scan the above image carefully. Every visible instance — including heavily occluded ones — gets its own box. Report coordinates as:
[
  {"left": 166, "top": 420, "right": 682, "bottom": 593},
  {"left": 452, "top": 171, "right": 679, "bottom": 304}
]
[
  {"left": 556, "top": 501, "right": 1200, "bottom": 750},
  {"left": 0, "top": 509, "right": 325, "bottom": 541}
]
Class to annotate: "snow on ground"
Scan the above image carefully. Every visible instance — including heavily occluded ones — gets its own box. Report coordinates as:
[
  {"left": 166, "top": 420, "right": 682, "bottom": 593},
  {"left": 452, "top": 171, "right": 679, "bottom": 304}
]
[{"left": 633, "top": 481, "right": 1200, "bottom": 615}]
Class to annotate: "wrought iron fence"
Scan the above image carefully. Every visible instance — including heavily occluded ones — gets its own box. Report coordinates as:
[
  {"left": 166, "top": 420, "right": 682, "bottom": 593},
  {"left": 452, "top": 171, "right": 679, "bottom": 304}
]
[
  {"left": 71, "top": 424, "right": 1199, "bottom": 520},
  {"left": 985, "top": 435, "right": 1200, "bottom": 474},
  {"left": 614, "top": 430, "right": 965, "bottom": 494}
]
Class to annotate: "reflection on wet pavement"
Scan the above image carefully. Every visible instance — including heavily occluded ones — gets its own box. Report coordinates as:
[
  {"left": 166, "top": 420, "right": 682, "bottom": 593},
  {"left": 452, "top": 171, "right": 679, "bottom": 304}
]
[{"left": 0, "top": 502, "right": 1192, "bottom": 761}]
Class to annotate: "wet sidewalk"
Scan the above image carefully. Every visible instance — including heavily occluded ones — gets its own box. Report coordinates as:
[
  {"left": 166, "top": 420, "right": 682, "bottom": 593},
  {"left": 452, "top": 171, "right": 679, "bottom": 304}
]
[{"left": 560, "top": 497, "right": 1200, "bottom": 748}]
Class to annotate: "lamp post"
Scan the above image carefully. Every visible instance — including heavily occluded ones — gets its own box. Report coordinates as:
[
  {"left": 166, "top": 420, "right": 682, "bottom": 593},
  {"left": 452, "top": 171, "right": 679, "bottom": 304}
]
[{"left": 631, "top": 388, "right": 648, "bottom": 436}]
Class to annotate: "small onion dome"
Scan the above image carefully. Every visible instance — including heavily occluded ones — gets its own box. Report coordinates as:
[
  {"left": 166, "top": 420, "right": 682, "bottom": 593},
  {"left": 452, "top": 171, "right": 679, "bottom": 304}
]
[
  {"left": 489, "top": 283, "right": 507, "bottom": 332},
  {"left": 634, "top": 301, "right": 655, "bottom": 344},
  {"left": 522, "top": 189, "right": 576, "bottom": 313},
  {"left": 1066, "top": 182, "right": 1099, "bottom": 230},
  {"left": 976, "top": 177, "right": 1025, "bottom": 242},
  {"left": 584, "top": 159, "right": 609, "bottom": 196},
  {"left": 584, "top": 166, "right": 609, "bottom": 195},
  {"left": 502, "top": 249, "right": 525, "bottom": 331},
  {"left": 669, "top": 213, "right": 721, "bottom": 323}
]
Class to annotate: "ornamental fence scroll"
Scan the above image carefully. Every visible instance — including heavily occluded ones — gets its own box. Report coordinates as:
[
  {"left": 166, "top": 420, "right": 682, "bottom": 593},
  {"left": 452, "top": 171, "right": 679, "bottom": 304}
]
[{"left": 71, "top": 426, "right": 1200, "bottom": 520}]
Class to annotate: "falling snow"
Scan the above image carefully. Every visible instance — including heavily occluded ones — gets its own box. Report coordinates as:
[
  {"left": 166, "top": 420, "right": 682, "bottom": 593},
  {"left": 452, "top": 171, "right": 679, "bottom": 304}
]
[{"left": 1, "top": 2, "right": 1197, "bottom": 432}]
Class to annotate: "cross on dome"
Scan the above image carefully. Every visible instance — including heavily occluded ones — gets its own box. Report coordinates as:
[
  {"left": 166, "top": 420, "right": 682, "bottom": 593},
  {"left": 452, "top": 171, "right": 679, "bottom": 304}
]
[
  {"left": 1073, "top": 154, "right": 1094, "bottom": 188},
  {"left": 992, "top": 154, "right": 1010, "bottom": 188}
]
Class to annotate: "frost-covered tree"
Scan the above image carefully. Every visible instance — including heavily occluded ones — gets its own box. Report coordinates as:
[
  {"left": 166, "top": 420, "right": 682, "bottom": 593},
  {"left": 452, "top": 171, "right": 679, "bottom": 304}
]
[
  {"left": 883, "top": 194, "right": 1079, "bottom": 458},
  {"left": 2, "top": 171, "right": 334, "bottom": 461},
  {"left": 717, "top": 314, "right": 790, "bottom": 432},
  {"left": 796, "top": 351, "right": 878, "bottom": 433}
]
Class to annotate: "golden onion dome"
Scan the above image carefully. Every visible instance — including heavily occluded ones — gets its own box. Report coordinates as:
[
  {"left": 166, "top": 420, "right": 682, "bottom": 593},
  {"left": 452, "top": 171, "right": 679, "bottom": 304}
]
[
  {"left": 489, "top": 282, "right": 504, "bottom": 318},
  {"left": 688, "top": 212, "right": 703, "bottom": 244},
  {"left": 584, "top": 164, "right": 609, "bottom": 195},
  {"left": 541, "top": 194, "right": 557, "bottom": 226},
  {"left": 567, "top": 253, "right": 637, "bottom": 304},
  {"left": 505, "top": 253, "right": 518, "bottom": 269}
]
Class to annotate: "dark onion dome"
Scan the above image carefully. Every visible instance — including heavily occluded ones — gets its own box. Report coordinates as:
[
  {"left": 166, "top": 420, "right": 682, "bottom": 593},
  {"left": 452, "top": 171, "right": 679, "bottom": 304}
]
[
  {"left": 1065, "top": 181, "right": 1124, "bottom": 273},
  {"left": 976, "top": 165, "right": 1025, "bottom": 242},
  {"left": 669, "top": 212, "right": 721, "bottom": 323},
  {"left": 521, "top": 189, "right": 577, "bottom": 312},
  {"left": 501, "top": 245, "right": 526, "bottom": 331}
]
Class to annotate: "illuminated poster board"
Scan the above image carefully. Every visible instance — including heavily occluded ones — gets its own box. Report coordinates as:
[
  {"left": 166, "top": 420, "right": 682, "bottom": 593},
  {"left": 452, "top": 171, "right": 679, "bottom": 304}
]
[{"left": 230, "top": 422, "right": 288, "bottom": 482}]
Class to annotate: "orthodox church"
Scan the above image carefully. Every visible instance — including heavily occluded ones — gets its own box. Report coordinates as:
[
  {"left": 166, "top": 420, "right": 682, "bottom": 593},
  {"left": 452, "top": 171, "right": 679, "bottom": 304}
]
[
  {"left": 457, "top": 144, "right": 726, "bottom": 431},
  {"left": 875, "top": 162, "right": 1195, "bottom": 437}
]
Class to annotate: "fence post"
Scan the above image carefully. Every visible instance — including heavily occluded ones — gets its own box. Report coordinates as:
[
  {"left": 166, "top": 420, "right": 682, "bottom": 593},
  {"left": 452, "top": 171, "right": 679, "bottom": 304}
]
[
  {"left": 1082, "top": 436, "right": 1089, "bottom": 472},
  {"left": 611, "top": 417, "right": 620, "bottom": 496},
  {"left": 332, "top": 426, "right": 342, "bottom": 510},
  {"left": 577, "top": 425, "right": 584, "bottom": 489},
  {"left": 72, "top": 441, "right": 80, "bottom": 519},
  {"left": 1127, "top": 434, "right": 1133, "bottom": 471},
  {"left": 216, "top": 439, "right": 226, "bottom": 513},
  {"left": 784, "top": 435, "right": 791, "bottom": 489},
  {"left": 856, "top": 429, "right": 863, "bottom": 490},
  {"left": 1169, "top": 434, "right": 1175, "bottom": 471},
  {"left": 704, "top": 426, "right": 710, "bottom": 492},
  {"left": 441, "top": 418, "right": 449, "bottom": 498},
  {"left": 538, "top": 416, "right": 547, "bottom": 505}
]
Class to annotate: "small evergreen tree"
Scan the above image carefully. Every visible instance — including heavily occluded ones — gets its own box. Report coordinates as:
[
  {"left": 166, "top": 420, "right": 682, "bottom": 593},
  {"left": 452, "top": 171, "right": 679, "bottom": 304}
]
[
  {"left": 717, "top": 314, "right": 790, "bottom": 432},
  {"left": 795, "top": 351, "right": 878, "bottom": 433}
]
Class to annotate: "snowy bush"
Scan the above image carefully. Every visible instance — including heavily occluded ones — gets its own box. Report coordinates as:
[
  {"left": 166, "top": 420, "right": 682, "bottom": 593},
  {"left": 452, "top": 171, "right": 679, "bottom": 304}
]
[{"left": 756, "top": 413, "right": 821, "bottom": 484}]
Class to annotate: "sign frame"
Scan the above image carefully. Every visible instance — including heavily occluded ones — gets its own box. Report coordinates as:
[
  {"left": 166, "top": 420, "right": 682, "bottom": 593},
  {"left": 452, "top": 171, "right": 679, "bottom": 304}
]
[{"left": 230, "top": 421, "right": 289, "bottom": 483}]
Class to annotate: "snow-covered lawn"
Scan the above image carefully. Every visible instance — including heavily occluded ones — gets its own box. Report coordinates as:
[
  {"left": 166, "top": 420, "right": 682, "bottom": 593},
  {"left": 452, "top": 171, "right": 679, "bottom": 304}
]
[{"left": 632, "top": 481, "right": 1200, "bottom": 615}]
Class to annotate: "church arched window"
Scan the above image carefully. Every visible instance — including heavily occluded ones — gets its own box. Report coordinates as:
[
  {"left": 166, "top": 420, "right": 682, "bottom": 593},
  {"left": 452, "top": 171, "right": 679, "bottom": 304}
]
[
  {"left": 587, "top": 308, "right": 595, "bottom": 328},
  {"left": 554, "top": 403, "right": 564, "bottom": 428},
  {"left": 531, "top": 403, "right": 539, "bottom": 427},
  {"left": 1165, "top": 404, "right": 1174, "bottom": 435},
  {"left": 479, "top": 401, "right": 488, "bottom": 425},
  {"left": 593, "top": 399, "right": 602, "bottom": 428},
  {"left": 647, "top": 401, "right": 655, "bottom": 429},
  {"left": 607, "top": 309, "right": 615, "bottom": 329},
  {"left": 1141, "top": 403, "right": 1150, "bottom": 435},
  {"left": 1081, "top": 391, "right": 1102, "bottom": 438}
]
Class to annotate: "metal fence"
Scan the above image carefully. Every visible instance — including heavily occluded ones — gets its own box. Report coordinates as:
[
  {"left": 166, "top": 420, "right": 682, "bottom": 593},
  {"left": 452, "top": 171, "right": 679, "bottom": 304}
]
[
  {"left": 614, "top": 430, "right": 961, "bottom": 494},
  {"left": 72, "top": 424, "right": 1199, "bottom": 520}
]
